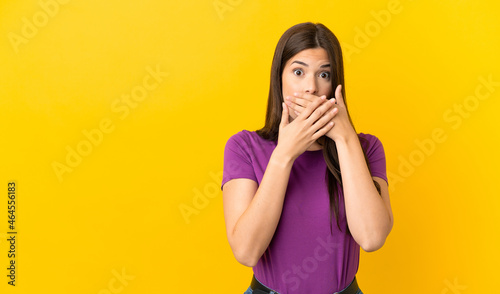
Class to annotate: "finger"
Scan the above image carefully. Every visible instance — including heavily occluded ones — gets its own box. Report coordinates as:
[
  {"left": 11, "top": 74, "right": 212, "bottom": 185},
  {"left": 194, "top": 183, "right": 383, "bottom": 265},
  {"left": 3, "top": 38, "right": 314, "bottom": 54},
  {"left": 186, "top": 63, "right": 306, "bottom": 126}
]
[
  {"left": 293, "top": 92, "right": 320, "bottom": 103},
  {"left": 296, "top": 95, "right": 327, "bottom": 121},
  {"left": 312, "top": 121, "right": 334, "bottom": 141},
  {"left": 311, "top": 106, "right": 338, "bottom": 130},
  {"left": 293, "top": 92, "right": 327, "bottom": 110},
  {"left": 285, "top": 99, "right": 306, "bottom": 114},
  {"left": 304, "top": 97, "right": 336, "bottom": 126},
  {"left": 279, "top": 102, "right": 289, "bottom": 129},
  {"left": 334, "top": 84, "right": 344, "bottom": 106},
  {"left": 286, "top": 95, "right": 309, "bottom": 109}
]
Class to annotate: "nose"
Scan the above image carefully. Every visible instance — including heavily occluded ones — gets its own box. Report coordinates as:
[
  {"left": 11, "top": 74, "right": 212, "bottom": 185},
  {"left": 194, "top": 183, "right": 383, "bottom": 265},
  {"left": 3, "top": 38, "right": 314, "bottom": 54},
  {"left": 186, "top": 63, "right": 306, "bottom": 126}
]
[{"left": 304, "top": 75, "right": 318, "bottom": 95}]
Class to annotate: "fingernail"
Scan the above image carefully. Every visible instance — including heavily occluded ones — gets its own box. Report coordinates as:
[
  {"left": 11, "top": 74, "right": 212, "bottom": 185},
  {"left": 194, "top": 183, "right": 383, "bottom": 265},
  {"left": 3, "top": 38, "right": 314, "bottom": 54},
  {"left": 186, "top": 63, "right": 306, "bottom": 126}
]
[
  {"left": 285, "top": 96, "right": 290, "bottom": 100},
  {"left": 330, "top": 98, "right": 336, "bottom": 104},
  {"left": 321, "top": 95, "right": 326, "bottom": 100},
  {"left": 293, "top": 92, "right": 299, "bottom": 96}
]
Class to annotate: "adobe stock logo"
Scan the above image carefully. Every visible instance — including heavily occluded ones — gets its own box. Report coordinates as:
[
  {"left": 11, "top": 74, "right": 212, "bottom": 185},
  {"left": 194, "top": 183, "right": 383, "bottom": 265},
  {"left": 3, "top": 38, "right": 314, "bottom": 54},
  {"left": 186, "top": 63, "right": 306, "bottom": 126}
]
[
  {"left": 342, "top": 0, "right": 415, "bottom": 63},
  {"left": 213, "top": 0, "right": 243, "bottom": 20},
  {"left": 388, "top": 74, "right": 499, "bottom": 192},
  {"left": 97, "top": 268, "right": 135, "bottom": 294},
  {"left": 178, "top": 138, "right": 269, "bottom": 224},
  {"left": 441, "top": 277, "right": 466, "bottom": 294},
  {"left": 51, "top": 64, "right": 168, "bottom": 182},
  {"left": 179, "top": 170, "right": 222, "bottom": 224},
  {"left": 281, "top": 234, "right": 341, "bottom": 291},
  {"left": 7, "top": 0, "right": 71, "bottom": 54}
]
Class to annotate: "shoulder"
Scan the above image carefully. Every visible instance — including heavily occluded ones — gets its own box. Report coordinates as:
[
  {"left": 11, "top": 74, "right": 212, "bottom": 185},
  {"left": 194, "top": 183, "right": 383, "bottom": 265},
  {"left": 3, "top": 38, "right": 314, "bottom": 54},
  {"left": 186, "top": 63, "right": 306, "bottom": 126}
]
[
  {"left": 226, "top": 129, "right": 256, "bottom": 144},
  {"left": 358, "top": 132, "right": 382, "bottom": 146},
  {"left": 357, "top": 132, "right": 385, "bottom": 156},
  {"left": 357, "top": 132, "right": 388, "bottom": 182},
  {"left": 225, "top": 130, "right": 275, "bottom": 151}
]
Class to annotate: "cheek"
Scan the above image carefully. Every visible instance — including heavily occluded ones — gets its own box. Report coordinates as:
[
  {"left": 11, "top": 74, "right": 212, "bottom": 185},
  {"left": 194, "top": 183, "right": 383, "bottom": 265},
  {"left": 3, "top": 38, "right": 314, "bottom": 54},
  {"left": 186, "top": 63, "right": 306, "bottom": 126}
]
[
  {"left": 320, "top": 81, "right": 332, "bottom": 95},
  {"left": 282, "top": 74, "right": 299, "bottom": 95}
]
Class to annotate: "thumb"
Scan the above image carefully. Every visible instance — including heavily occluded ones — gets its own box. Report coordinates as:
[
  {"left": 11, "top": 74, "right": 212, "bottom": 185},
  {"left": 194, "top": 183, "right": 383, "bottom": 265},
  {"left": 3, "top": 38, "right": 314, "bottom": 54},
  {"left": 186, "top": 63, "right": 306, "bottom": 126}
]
[
  {"left": 279, "top": 102, "right": 289, "bottom": 129},
  {"left": 335, "top": 84, "right": 345, "bottom": 106}
]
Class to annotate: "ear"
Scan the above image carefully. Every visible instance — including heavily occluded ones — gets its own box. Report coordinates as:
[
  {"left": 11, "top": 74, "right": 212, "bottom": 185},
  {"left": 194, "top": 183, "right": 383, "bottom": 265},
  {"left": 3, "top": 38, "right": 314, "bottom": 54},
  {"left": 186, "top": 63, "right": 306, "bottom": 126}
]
[{"left": 334, "top": 84, "right": 345, "bottom": 106}]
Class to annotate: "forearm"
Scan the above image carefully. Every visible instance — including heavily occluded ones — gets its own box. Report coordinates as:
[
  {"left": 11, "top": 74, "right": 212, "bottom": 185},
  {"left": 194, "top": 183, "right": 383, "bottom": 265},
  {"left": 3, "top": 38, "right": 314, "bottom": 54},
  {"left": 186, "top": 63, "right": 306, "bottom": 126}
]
[
  {"left": 231, "top": 148, "right": 294, "bottom": 266},
  {"left": 335, "top": 134, "right": 392, "bottom": 251}
]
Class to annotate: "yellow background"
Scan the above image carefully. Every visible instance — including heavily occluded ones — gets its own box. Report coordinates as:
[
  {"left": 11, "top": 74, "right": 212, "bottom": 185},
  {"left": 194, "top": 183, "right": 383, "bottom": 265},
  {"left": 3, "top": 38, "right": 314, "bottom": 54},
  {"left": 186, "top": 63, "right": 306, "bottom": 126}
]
[{"left": 1, "top": 0, "right": 499, "bottom": 293}]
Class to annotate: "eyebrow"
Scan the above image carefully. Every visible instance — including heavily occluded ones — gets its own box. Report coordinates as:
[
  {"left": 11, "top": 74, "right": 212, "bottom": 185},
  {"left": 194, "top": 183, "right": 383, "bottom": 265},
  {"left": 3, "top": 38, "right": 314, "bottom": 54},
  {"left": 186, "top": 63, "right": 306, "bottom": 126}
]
[{"left": 291, "top": 60, "right": 331, "bottom": 68}]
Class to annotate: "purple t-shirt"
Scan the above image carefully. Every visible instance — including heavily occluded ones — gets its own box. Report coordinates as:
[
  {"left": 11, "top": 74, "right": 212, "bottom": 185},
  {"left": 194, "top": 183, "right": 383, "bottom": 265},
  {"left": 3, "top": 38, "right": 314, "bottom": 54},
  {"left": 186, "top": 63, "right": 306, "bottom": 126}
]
[{"left": 221, "top": 130, "right": 388, "bottom": 293}]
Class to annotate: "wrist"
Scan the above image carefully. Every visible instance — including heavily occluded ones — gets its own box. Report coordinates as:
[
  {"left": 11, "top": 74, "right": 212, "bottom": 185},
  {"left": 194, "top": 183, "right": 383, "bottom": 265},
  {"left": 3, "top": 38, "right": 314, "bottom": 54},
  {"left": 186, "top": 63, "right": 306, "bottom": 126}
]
[
  {"left": 334, "top": 131, "right": 359, "bottom": 147},
  {"left": 270, "top": 147, "right": 295, "bottom": 168}
]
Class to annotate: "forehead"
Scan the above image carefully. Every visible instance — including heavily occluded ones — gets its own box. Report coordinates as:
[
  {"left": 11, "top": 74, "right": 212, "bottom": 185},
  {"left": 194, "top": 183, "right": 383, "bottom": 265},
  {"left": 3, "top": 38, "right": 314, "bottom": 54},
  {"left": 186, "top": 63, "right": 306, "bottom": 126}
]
[{"left": 285, "top": 48, "right": 330, "bottom": 66}]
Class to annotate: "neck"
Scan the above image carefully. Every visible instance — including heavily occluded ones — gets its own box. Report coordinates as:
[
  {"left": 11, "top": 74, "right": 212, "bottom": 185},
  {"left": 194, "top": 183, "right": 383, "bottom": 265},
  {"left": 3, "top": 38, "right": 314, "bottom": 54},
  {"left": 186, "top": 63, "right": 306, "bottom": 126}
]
[{"left": 306, "top": 141, "right": 323, "bottom": 151}]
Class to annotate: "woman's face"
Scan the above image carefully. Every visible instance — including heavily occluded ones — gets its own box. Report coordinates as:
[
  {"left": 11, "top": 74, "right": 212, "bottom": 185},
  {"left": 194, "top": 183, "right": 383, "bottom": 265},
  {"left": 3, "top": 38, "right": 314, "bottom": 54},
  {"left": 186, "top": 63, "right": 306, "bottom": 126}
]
[{"left": 281, "top": 47, "right": 332, "bottom": 121}]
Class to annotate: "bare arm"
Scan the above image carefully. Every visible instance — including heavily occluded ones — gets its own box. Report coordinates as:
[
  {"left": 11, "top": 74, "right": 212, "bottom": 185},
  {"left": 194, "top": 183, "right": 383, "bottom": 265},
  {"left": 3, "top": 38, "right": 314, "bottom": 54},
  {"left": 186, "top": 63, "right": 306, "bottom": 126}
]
[
  {"left": 222, "top": 149, "right": 294, "bottom": 267},
  {"left": 327, "top": 85, "right": 393, "bottom": 251},
  {"left": 275, "top": 85, "right": 393, "bottom": 251},
  {"left": 336, "top": 134, "right": 393, "bottom": 252},
  {"left": 223, "top": 97, "right": 337, "bottom": 267}
]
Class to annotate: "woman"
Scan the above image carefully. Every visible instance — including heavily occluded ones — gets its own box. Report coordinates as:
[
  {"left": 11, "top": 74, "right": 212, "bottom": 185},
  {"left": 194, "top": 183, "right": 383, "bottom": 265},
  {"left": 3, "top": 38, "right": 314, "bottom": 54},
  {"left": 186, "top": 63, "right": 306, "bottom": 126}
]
[{"left": 221, "top": 22, "right": 393, "bottom": 294}]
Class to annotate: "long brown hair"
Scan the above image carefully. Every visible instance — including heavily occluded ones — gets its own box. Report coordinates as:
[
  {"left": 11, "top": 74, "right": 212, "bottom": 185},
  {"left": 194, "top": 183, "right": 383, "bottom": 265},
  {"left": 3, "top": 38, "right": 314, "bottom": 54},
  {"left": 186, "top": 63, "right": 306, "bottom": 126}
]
[{"left": 256, "top": 22, "right": 381, "bottom": 234}]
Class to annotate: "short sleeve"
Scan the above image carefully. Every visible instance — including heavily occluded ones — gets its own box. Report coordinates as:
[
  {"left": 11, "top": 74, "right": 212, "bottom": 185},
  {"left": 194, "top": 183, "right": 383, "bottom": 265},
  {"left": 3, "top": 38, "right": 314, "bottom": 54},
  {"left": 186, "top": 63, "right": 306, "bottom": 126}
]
[
  {"left": 221, "top": 132, "right": 258, "bottom": 190},
  {"left": 360, "top": 134, "right": 389, "bottom": 185}
]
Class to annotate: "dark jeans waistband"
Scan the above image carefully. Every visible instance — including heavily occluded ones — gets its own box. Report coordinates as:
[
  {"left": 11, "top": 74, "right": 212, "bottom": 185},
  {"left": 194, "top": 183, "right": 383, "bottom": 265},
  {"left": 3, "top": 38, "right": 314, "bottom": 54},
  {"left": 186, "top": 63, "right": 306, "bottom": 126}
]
[{"left": 250, "top": 274, "right": 360, "bottom": 294}]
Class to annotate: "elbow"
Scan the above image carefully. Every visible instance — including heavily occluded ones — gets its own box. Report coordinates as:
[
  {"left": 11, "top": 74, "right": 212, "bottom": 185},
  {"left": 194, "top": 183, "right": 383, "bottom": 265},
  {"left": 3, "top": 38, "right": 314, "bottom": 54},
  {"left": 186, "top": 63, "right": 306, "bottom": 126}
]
[
  {"left": 360, "top": 216, "right": 393, "bottom": 252},
  {"left": 233, "top": 247, "right": 260, "bottom": 267},
  {"left": 359, "top": 226, "right": 392, "bottom": 252},
  {"left": 236, "top": 255, "right": 259, "bottom": 268},
  {"left": 360, "top": 236, "right": 386, "bottom": 252},
  {"left": 229, "top": 239, "right": 261, "bottom": 267},
  {"left": 227, "top": 232, "right": 261, "bottom": 267}
]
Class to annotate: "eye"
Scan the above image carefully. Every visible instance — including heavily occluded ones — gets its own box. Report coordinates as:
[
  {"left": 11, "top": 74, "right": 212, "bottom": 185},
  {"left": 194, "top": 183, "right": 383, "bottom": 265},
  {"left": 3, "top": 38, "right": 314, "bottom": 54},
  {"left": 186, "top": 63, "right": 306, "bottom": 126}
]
[
  {"left": 320, "top": 72, "right": 330, "bottom": 79},
  {"left": 293, "top": 69, "right": 304, "bottom": 76}
]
